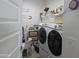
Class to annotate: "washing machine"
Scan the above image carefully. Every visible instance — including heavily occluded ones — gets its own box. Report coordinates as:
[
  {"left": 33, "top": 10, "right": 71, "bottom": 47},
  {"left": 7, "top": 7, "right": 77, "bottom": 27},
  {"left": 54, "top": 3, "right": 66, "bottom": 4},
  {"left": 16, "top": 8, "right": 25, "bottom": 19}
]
[{"left": 37, "top": 23, "right": 47, "bottom": 57}]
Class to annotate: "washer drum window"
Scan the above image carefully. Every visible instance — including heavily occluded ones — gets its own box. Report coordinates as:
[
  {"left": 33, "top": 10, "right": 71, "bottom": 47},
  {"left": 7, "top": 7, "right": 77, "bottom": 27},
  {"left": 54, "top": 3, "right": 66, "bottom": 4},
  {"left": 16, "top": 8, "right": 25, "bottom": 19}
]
[
  {"left": 38, "top": 27, "right": 46, "bottom": 44},
  {"left": 48, "top": 30, "right": 62, "bottom": 56}
]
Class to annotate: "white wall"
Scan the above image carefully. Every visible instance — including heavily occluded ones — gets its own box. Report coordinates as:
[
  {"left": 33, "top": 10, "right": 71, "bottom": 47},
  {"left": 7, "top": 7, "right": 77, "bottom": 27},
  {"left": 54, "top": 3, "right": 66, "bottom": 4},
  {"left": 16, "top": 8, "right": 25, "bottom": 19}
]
[
  {"left": 22, "top": 0, "right": 45, "bottom": 29},
  {"left": 0, "top": 0, "right": 22, "bottom": 58},
  {"left": 63, "top": 0, "right": 79, "bottom": 58}
]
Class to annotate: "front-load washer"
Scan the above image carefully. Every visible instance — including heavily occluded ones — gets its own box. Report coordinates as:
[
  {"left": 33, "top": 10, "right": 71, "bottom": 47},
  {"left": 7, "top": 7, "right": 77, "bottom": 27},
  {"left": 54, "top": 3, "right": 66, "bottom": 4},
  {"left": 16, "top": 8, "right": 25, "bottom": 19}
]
[{"left": 38, "top": 27, "right": 48, "bottom": 57}]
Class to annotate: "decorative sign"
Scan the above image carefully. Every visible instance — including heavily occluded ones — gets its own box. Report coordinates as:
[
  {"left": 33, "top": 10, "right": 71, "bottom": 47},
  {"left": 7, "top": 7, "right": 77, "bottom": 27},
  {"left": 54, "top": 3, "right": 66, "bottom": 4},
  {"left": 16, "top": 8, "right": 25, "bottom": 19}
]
[
  {"left": 51, "top": 6, "right": 64, "bottom": 16},
  {"left": 69, "top": 0, "right": 79, "bottom": 10}
]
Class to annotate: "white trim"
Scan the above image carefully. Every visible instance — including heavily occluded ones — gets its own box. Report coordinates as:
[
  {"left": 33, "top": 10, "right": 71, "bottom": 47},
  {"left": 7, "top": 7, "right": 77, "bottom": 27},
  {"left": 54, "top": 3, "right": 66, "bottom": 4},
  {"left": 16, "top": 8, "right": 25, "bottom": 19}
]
[
  {"left": 0, "top": 31, "right": 20, "bottom": 43},
  {"left": 7, "top": 45, "right": 21, "bottom": 58},
  {"left": 0, "top": 17, "right": 18, "bottom": 22},
  {"left": 0, "top": 54, "right": 8, "bottom": 56},
  {"left": 2, "top": 0, "right": 18, "bottom": 8},
  {"left": 8, "top": 0, "right": 19, "bottom": 7},
  {"left": 0, "top": 22, "right": 18, "bottom": 24}
]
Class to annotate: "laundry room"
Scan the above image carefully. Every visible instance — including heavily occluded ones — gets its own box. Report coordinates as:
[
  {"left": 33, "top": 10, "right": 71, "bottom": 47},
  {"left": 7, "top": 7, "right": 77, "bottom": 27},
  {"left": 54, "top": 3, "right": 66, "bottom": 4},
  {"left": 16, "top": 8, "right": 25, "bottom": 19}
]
[
  {"left": 22, "top": 0, "right": 64, "bottom": 58},
  {"left": 0, "top": 0, "right": 79, "bottom": 58}
]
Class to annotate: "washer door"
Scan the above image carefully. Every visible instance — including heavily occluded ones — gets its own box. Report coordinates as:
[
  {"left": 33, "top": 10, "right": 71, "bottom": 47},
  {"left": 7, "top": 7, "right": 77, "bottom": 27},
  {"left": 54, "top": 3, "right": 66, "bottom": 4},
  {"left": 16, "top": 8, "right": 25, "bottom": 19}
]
[
  {"left": 48, "top": 30, "right": 62, "bottom": 56},
  {"left": 38, "top": 27, "right": 46, "bottom": 44}
]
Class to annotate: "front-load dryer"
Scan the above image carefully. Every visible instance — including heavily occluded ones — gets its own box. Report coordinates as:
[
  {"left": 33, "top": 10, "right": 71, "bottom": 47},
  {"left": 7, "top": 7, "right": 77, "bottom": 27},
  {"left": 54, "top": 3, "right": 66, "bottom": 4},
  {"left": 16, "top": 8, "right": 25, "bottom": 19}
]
[{"left": 47, "top": 29, "right": 63, "bottom": 58}]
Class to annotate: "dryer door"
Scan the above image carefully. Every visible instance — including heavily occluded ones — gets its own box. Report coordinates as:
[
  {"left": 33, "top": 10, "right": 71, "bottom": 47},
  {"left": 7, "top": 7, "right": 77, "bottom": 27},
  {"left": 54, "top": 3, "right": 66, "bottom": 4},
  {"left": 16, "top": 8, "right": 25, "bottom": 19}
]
[
  {"left": 48, "top": 30, "right": 62, "bottom": 56},
  {"left": 38, "top": 27, "right": 46, "bottom": 44}
]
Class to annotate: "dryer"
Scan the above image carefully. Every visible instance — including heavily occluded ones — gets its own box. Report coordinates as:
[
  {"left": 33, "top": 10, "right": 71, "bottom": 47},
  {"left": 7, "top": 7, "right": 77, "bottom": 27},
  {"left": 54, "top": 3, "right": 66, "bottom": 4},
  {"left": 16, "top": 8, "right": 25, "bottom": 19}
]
[
  {"left": 47, "top": 29, "right": 63, "bottom": 58},
  {"left": 46, "top": 23, "right": 63, "bottom": 58}
]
